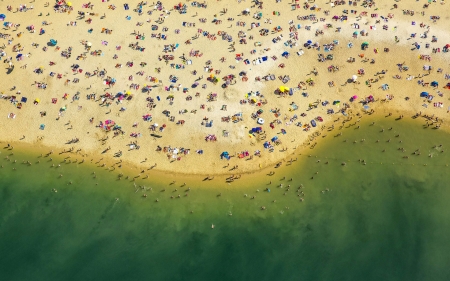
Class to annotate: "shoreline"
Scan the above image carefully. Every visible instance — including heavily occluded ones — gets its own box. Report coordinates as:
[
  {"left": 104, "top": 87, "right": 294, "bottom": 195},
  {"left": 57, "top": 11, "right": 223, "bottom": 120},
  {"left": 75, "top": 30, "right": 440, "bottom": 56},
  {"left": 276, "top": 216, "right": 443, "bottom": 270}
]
[{"left": 2, "top": 107, "right": 447, "bottom": 180}]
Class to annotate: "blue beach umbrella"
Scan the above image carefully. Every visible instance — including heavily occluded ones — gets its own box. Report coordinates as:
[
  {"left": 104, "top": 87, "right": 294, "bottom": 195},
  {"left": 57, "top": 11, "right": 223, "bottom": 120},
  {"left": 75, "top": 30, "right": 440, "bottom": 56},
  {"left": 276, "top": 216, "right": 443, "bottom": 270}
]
[
  {"left": 420, "top": 92, "right": 429, "bottom": 97},
  {"left": 0, "top": 14, "right": 6, "bottom": 20},
  {"left": 49, "top": 39, "right": 57, "bottom": 46}
]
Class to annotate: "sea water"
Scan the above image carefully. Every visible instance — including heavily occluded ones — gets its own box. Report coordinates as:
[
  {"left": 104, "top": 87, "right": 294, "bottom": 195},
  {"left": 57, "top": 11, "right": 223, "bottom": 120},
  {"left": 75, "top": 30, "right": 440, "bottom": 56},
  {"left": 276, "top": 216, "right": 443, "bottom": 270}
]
[{"left": 1, "top": 116, "right": 450, "bottom": 281}]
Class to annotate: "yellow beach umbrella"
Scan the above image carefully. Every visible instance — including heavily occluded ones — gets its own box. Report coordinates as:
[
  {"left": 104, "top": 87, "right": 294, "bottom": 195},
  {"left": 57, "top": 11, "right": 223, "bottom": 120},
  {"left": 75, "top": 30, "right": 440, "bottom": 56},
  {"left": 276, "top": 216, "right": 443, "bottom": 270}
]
[
  {"left": 67, "top": 2, "right": 72, "bottom": 7},
  {"left": 279, "top": 86, "right": 289, "bottom": 92}
]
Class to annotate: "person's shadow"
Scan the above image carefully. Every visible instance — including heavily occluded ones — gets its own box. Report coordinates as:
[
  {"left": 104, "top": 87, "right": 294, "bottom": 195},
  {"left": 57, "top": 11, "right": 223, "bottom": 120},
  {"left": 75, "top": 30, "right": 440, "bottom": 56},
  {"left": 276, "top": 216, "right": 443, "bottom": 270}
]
[{"left": 6, "top": 65, "right": 14, "bottom": 74}]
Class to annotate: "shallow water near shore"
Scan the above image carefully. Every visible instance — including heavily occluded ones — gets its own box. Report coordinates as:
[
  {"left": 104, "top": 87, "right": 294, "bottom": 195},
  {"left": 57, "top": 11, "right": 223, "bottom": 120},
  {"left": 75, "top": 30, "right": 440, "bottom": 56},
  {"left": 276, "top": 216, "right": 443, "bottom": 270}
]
[{"left": 1, "top": 116, "right": 450, "bottom": 281}]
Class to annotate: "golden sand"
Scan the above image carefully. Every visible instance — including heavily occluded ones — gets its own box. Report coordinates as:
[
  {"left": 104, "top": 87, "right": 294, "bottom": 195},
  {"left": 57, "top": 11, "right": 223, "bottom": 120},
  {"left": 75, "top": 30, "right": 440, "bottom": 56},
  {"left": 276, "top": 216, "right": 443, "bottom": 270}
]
[{"left": 0, "top": 0, "right": 449, "bottom": 175}]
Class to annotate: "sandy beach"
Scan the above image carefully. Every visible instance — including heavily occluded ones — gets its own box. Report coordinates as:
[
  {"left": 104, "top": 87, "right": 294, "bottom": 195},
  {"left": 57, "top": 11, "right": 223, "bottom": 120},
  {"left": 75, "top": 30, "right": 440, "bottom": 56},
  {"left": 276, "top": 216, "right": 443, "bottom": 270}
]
[{"left": 1, "top": 0, "right": 449, "bottom": 175}]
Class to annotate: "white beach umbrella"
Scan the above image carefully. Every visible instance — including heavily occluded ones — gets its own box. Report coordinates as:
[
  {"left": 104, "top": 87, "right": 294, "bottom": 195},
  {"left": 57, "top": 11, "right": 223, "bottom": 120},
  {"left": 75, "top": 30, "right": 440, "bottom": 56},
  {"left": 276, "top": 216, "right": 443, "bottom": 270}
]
[{"left": 352, "top": 75, "right": 358, "bottom": 81}]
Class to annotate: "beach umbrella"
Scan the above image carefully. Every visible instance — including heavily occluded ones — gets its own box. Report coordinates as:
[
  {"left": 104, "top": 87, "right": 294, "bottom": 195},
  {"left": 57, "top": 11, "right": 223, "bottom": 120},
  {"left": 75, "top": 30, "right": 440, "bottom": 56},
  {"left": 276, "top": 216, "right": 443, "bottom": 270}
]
[
  {"left": 16, "top": 53, "right": 22, "bottom": 59},
  {"left": 154, "top": 123, "right": 158, "bottom": 127},
  {"left": 352, "top": 75, "right": 358, "bottom": 81},
  {"left": 420, "top": 92, "right": 429, "bottom": 97},
  {"left": 0, "top": 14, "right": 6, "bottom": 20},
  {"left": 86, "top": 42, "right": 92, "bottom": 47},
  {"left": 431, "top": 81, "right": 438, "bottom": 87},
  {"left": 3, "top": 22, "right": 9, "bottom": 26},
  {"left": 279, "top": 86, "right": 289, "bottom": 92},
  {"left": 352, "top": 95, "right": 358, "bottom": 99},
  {"left": 49, "top": 39, "right": 57, "bottom": 46},
  {"left": 67, "top": 2, "right": 72, "bottom": 6}
]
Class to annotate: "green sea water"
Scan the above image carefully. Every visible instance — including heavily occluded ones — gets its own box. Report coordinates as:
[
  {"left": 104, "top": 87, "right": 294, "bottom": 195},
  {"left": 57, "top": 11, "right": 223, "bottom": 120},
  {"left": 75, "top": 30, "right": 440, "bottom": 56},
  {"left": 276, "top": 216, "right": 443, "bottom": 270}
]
[{"left": 1, "top": 116, "right": 450, "bottom": 281}]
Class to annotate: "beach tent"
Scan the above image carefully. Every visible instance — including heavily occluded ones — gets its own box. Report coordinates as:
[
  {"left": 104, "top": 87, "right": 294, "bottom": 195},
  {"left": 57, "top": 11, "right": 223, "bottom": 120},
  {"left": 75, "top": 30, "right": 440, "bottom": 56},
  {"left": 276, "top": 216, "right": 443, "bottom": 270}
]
[
  {"left": 420, "top": 92, "right": 429, "bottom": 97},
  {"left": 431, "top": 81, "right": 438, "bottom": 87},
  {"left": 271, "top": 136, "right": 278, "bottom": 142},
  {"left": 21, "top": 97, "right": 27, "bottom": 103},
  {"left": 333, "top": 100, "right": 340, "bottom": 105}
]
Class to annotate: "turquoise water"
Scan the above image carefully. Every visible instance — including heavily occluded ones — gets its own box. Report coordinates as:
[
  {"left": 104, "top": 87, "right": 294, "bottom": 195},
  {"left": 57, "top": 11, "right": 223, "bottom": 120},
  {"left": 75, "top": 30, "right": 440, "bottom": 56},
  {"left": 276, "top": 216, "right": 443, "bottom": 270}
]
[{"left": 1, "top": 116, "right": 450, "bottom": 281}]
